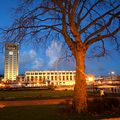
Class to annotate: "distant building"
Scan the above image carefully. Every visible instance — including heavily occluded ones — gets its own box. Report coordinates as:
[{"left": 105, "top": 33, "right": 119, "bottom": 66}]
[
  {"left": 25, "top": 71, "right": 76, "bottom": 87},
  {"left": 4, "top": 43, "right": 19, "bottom": 81},
  {"left": 93, "top": 76, "right": 120, "bottom": 93},
  {"left": 17, "top": 75, "right": 25, "bottom": 82},
  {"left": 0, "top": 75, "right": 4, "bottom": 81}
]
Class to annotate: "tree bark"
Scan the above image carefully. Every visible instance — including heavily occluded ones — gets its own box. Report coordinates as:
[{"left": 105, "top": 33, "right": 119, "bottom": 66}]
[{"left": 73, "top": 50, "right": 87, "bottom": 113}]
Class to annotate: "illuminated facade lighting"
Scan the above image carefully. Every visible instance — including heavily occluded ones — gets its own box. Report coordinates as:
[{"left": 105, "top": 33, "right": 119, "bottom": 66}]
[
  {"left": 4, "top": 43, "right": 19, "bottom": 81},
  {"left": 25, "top": 71, "right": 76, "bottom": 86}
]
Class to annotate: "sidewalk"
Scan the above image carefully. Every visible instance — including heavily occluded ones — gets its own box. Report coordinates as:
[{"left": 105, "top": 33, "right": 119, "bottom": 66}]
[{"left": 0, "top": 99, "right": 67, "bottom": 108}]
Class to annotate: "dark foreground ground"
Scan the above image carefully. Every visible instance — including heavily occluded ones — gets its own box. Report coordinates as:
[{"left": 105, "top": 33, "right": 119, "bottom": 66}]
[
  {"left": 0, "top": 90, "right": 120, "bottom": 120},
  {"left": 0, "top": 105, "right": 120, "bottom": 120},
  {"left": 0, "top": 98, "right": 120, "bottom": 120}
]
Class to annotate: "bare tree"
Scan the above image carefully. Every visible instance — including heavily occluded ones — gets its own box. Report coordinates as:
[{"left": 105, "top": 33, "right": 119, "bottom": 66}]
[{"left": 2, "top": 0, "right": 120, "bottom": 113}]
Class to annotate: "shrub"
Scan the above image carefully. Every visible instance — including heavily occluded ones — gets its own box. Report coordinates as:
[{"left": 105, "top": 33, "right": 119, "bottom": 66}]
[
  {"left": 88, "top": 97, "right": 120, "bottom": 115},
  {"left": 58, "top": 99, "right": 73, "bottom": 113}
]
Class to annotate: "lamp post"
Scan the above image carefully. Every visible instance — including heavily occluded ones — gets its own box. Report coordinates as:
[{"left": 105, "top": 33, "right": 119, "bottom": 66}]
[{"left": 110, "top": 71, "right": 115, "bottom": 81}]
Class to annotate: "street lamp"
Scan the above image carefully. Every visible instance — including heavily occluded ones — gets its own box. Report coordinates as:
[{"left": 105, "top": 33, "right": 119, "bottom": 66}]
[
  {"left": 110, "top": 71, "right": 115, "bottom": 81},
  {"left": 111, "top": 71, "right": 115, "bottom": 75}
]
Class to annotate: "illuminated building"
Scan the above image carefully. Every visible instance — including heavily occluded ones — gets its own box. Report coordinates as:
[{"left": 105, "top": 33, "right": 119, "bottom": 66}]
[
  {"left": 4, "top": 43, "right": 19, "bottom": 81},
  {"left": 25, "top": 71, "right": 76, "bottom": 87}
]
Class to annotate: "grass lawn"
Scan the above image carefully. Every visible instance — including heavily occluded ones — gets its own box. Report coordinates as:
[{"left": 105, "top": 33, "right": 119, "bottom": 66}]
[
  {"left": 0, "top": 90, "right": 120, "bottom": 120},
  {"left": 0, "top": 90, "right": 74, "bottom": 100},
  {"left": 0, "top": 105, "right": 96, "bottom": 120},
  {"left": 0, "top": 90, "right": 120, "bottom": 100}
]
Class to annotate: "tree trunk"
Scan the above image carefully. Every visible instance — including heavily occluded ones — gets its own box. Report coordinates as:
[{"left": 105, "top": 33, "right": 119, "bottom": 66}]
[{"left": 73, "top": 50, "right": 87, "bottom": 113}]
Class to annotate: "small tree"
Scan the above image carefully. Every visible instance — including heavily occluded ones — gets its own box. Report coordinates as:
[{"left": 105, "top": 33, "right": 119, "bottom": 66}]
[{"left": 2, "top": 0, "right": 120, "bottom": 113}]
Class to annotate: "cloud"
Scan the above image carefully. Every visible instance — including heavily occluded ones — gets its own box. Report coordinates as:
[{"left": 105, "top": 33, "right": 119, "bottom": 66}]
[
  {"left": 32, "top": 59, "right": 43, "bottom": 70},
  {"left": 46, "top": 40, "right": 62, "bottom": 68},
  {"left": 20, "top": 49, "right": 44, "bottom": 72},
  {"left": 29, "top": 49, "right": 37, "bottom": 59},
  {"left": 20, "top": 50, "right": 34, "bottom": 65}
]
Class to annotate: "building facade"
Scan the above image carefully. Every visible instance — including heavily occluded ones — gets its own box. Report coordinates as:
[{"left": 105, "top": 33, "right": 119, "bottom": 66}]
[
  {"left": 25, "top": 71, "right": 76, "bottom": 87},
  {"left": 4, "top": 43, "right": 19, "bottom": 81}
]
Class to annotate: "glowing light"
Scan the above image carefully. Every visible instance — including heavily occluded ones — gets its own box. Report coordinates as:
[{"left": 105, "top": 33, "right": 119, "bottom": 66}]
[
  {"left": 37, "top": 82, "right": 40, "bottom": 86},
  {"left": 0, "top": 83, "right": 5, "bottom": 88},
  {"left": 88, "top": 77, "right": 94, "bottom": 82},
  {"left": 86, "top": 74, "right": 95, "bottom": 82},
  {"left": 111, "top": 71, "right": 115, "bottom": 75},
  {"left": 66, "top": 81, "right": 75, "bottom": 85},
  {"left": 18, "top": 82, "right": 22, "bottom": 86},
  {"left": 98, "top": 81, "right": 101, "bottom": 84},
  {"left": 108, "top": 81, "right": 112, "bottom": 84}
]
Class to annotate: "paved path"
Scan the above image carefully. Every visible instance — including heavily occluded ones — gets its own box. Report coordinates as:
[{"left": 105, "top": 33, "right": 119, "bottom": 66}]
[
  {"left": 0, "top": 97, "right": 120, "bottom": 108},
  {"left": 0, "top": 99, "right": 67, "bottom": 108}
]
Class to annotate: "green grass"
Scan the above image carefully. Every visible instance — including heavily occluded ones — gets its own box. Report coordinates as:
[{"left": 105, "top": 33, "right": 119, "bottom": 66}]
[
  {"left": 0, "top": 90, "right": 74, "bottom": 100},
  {"left": 0, "top": 90, "right": 120, "bottom": 101},
  {"left": 0, "top": 90, "right": 120, "bottom": 120},
  {"left": 0, "top": 105, "right": 95, "bottom": 120}
]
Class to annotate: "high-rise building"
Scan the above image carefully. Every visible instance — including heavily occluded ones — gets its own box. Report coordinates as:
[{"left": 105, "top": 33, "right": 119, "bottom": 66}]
[{"left": 4, "top": 43, "right": 19, "bottom": 81}]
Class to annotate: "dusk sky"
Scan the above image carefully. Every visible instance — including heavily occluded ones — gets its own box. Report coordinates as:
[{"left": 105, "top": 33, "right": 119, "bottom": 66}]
[{"left": 0, "top": 0, "right": 120, "bottom": 76}]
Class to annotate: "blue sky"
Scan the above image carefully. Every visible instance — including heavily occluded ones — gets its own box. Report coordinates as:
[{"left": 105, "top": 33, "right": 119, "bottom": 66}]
[{"left": 0, "top": 0, "right": 120, "bottom": 76}]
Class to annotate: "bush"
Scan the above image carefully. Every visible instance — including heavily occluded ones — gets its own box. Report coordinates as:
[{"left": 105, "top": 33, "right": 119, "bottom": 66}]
[
  {"left": 48, "top": 85, "right": 56, "bottom": 90},
  {"left": 88, "top": 97, "right": 120, "bottom": 115},
  {"left": 58, "top": 99, "right": 73, "bottom": 113}
]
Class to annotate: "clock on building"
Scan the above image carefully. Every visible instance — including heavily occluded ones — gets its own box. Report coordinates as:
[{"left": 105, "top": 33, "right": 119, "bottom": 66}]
[{"left": 9, "top": 51, "right": 13, "bottom": 55}]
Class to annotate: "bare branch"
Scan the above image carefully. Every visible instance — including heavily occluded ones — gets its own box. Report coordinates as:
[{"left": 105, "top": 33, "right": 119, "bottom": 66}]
[
  {"left": 86, "top": 26, "right": 120, "bottom": 49},
  {"left": 77, "top": 0, "right": 100, "bottom": 27},
  {"left": 85, "top": 11, "right": 120, "bottom": 43},
  {"left": 76, "top": 0, "right": 87, "bottom": 29},
  {"left": 79, "top": 4, "right": 120, "bottom": 34}
]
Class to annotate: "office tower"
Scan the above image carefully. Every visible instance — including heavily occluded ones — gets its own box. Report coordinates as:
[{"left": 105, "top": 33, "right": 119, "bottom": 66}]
[{"left": 4, "top": 43, "right": 19, "bottom": 81}]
